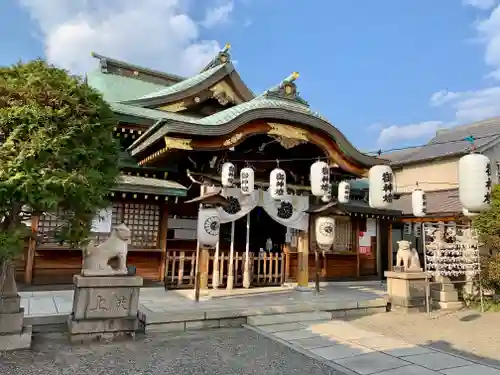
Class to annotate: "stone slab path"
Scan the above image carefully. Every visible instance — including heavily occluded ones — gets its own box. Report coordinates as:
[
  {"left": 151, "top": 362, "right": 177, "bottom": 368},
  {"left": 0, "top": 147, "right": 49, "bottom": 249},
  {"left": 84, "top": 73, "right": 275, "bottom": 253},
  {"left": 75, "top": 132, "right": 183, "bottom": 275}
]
[
  {"left": 19, "top": 282, "right": 386, "bottom": 317},
  {"left": 248, "top": 317, "right": 500, "bottom": 375}
]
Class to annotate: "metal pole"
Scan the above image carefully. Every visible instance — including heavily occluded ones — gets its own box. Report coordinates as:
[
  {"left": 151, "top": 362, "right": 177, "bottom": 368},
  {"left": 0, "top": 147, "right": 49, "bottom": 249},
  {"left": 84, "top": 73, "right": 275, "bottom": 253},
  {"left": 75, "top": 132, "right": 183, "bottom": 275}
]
[{"left": 227, "top": 221, "right": 235, "bottom": 290}]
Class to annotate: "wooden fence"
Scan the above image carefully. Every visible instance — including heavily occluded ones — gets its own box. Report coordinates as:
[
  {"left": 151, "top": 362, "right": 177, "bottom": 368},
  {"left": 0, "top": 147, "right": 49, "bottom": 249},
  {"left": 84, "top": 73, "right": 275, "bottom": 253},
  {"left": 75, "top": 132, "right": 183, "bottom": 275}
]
[{"left": 164, "top": 250, "right": 286, "bottom": 289}]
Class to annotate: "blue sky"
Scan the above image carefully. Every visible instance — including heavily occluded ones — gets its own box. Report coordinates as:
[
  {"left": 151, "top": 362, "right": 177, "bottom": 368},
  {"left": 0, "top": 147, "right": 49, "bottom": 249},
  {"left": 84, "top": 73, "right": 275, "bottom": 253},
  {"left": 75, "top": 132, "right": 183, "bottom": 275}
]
[{"left": 2, "top": 0, "right": 500, "bottom": 153}]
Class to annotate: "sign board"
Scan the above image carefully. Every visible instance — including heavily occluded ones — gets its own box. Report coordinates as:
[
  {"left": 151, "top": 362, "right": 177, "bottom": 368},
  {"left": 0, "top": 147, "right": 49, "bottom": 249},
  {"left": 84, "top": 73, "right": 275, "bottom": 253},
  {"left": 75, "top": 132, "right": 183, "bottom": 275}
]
[{"left": 91, "top": 207, "right": 113, "bottom": 233}]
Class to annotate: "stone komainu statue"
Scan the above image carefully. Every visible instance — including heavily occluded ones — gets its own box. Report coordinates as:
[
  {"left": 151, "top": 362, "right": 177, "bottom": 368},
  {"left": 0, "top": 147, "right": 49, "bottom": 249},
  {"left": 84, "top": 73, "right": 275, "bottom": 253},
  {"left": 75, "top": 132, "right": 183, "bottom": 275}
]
[
  {"left": 82, "top": 223, "right": 131, "bottom": 276},
  {"left": 395, "top": 240, "right": 421, "bottom": 271}
]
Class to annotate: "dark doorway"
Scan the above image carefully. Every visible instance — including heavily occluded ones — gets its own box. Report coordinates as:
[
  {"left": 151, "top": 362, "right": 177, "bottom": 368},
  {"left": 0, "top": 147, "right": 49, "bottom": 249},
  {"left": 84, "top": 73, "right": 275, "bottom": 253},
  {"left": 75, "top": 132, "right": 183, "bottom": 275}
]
[{"left": 249, "top": 207, "right": 286, "bottom": 254}]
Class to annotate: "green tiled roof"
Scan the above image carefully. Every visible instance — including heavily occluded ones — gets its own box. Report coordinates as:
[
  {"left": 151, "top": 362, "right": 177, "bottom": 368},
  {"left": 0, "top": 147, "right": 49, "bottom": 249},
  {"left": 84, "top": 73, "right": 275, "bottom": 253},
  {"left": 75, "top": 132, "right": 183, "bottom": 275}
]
[
  {"left": 110, "top": 102, "right": 195, "bottom": 122},
  {"left": 87, "top": 70, "right": 168, "bottom": 102},
  {"left": 137, "top": 64, "right": 227, "bottom": 100},
  {"left": 113, "top": 175, "right": 187, "bottom": 197}
]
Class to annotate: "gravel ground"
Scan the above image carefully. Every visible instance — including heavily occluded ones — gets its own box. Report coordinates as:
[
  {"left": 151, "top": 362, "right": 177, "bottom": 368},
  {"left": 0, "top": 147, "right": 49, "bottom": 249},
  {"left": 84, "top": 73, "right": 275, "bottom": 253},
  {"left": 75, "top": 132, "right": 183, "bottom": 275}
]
[
  {"left": 0, "top": 328, "right": 343, "bottom": 375},
  {"left": 343, "top": 309, "right": 500, "bottom": 368}
]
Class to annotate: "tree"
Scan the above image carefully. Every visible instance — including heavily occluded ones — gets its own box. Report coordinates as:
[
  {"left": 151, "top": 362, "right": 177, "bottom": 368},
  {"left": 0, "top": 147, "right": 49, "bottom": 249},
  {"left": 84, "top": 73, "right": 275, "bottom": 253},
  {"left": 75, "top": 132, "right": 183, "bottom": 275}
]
[
  {"left": 473, "top": 184, "right": 500, "bottom": 291},
  {"left": 473, "top": 184, "right": 500, "bottom": 251},
  {"left": 0, "top": 59, "right": 121, "bottom": 266}
]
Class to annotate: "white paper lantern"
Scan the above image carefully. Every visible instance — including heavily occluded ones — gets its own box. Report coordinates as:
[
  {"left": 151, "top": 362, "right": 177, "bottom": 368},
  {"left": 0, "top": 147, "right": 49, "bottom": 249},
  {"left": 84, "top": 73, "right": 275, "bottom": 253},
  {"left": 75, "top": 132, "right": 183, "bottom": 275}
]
[
  {"left": 368, "top": 165, "right": 394, "bottom": 209},
  {"left": 321, "top": 184, "right": 332, "bottom": 203},
  {"left": 411, "top": 189, "right": 427, "bottom": 217},
  {"left": 197, "top": 208, "right": 220, "bottom": 246},
  {"left": 463, "top": 208, "right": 480, "bottom": 217},
  {"left": 458, "top": 154, "right": 492, "bottom": 212},
  {"left": 338, "top": 181, "right": 351, "bottom": 204},
  {"left": 310, "top": 160, "right": 330, "bottom": 197},
  {"left": 269, "top": 168, "right": 287, "bottom": 200},
  {"left": 240, "top": 167, "right": 254, "bottom": 195},
  {"left": 221, "top": 162, "right": 236, "bottom": 187},
  {"left": 315, "top": 216, "right": 335, "bottom": 251}
]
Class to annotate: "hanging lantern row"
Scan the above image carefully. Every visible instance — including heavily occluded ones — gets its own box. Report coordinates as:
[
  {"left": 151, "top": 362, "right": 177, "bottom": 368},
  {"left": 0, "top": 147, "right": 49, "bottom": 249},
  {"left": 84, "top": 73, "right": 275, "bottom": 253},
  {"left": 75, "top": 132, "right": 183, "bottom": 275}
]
[{"left": 367, "top": 146, "right": 492, "bottom": 214}]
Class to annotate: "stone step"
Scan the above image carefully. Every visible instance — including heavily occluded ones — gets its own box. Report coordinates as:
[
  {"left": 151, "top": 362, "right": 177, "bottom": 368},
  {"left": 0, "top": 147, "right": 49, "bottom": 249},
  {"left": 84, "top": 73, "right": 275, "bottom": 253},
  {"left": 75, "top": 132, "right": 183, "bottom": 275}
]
[{"left": 247, "top": 311, "right": 332, "bottom": 326}]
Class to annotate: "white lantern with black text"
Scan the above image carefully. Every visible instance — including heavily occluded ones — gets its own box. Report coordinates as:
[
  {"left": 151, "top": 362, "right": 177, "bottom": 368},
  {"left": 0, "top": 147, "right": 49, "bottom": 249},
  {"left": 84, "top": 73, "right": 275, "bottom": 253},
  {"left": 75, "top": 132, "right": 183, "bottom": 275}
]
[
  {"left": 321, "top": 183, "right": 332, "bottom": 203},
  {"left": 368, "top": 165, "right": 394, "bottom": 209},
  {"left": 197, "top": 208, "right": 220, "bottom": 246},
  {"left": 315, "top": 216, "right": 335, "bottom": 251},
  {"left": 240, "top": 167, "right": 255, "bottom": 195},
  {"left": 338, "top": 181, "right": 351, "bottom": 204},
  {"left": 221, "top": 162, "right": 236, "bottom": 188},
  {"left": 310, "top": 160, "right": 330, "bottom": 197},
  {"left": 458, "top": 153, "right": 492, "bottom": 212},
  {"left": 270, "top": 168, "right": 287, "bottom": 200},
  {"left": 411, "top": 189, "right": 427, "bottom": 217}
]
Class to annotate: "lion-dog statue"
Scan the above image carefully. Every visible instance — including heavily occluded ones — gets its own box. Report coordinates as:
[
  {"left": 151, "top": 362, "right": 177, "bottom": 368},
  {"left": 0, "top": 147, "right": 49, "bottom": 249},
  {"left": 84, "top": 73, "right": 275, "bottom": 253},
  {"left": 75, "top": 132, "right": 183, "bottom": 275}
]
[
  {"left": 82, "top": 223, "right": 131, "bottom": 276},
  {"left": 395, "top": 240, "right": 421, "bottom": 271}
]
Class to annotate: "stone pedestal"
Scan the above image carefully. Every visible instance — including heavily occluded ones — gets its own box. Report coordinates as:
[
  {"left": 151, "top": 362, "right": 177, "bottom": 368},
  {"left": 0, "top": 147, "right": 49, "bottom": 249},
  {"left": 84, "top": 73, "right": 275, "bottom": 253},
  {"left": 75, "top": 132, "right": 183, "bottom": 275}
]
[
  {"left": 385, "top": 270, "right": 429, "bottom": 312},
  {"left": 0, "top": 267, "right": 32, "bottom": 351},
  {"left": 431, "top": 275, "right": 463, "bottom": 310},
  {"left": 68, "top": 275, "right": 143, "bottom": 343}
]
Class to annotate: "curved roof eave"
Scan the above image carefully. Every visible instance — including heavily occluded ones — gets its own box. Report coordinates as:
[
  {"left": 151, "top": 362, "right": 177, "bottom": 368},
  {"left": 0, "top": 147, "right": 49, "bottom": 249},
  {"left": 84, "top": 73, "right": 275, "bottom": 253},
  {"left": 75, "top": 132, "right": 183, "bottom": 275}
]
[
  {"left": 119, "top": 63, "right": 254, "bottom": 107},
  {"left": 128, "top": 107, "right": 384, "bottom": 168}
]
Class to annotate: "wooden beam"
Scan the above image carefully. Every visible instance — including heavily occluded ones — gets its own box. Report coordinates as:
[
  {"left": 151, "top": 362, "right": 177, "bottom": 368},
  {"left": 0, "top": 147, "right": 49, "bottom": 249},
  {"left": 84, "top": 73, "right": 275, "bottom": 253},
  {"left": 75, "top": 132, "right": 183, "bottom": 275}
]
[
  {"left": 158, "top": 202, "right": 169, "bottom": 282},
  {"left": 24, "top": 215, "right": 40, "bottom": 284},
  {"left": 400, "top": 216, "right": 457, "bottom": 223}
]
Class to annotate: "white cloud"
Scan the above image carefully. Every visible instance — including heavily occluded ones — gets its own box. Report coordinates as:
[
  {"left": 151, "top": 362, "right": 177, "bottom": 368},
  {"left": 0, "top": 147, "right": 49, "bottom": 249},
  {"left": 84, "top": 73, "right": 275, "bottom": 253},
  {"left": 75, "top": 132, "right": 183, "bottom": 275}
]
[
  {"left": 375, "top": 4, "right": 500, "bottom": 147},
  {"left": 201, "top": 1, "right": 234, "bottom": 28},
  {"left": 377, "top": 121, "right": 444, "bottom": 146},
  {"left": 18, "top": 0, "right": 235, "bottom": 76},
  {"left": 463, "top": 0, "right": 498, "bottom": 10}
]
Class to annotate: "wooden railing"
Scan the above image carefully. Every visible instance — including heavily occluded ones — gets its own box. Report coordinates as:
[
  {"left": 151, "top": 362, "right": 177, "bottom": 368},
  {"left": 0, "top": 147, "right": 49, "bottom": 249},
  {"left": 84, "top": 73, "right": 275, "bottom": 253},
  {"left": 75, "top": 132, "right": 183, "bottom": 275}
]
[{"left": 164, "top": 250, "right": 286, "bottom": 289}]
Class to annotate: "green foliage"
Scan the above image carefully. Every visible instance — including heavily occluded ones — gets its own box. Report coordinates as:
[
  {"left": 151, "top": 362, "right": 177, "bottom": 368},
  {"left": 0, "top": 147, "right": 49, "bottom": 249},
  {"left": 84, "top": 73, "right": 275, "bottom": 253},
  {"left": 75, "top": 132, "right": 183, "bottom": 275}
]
[
  {"left": 481, "top": 254, "right": 500, "bottom": 291},
  {"left": 473, "top": 184, "right": 500, "bottom": 250},
  {"left": 0, "top": 59, "right": 120, "bottom": 262}
]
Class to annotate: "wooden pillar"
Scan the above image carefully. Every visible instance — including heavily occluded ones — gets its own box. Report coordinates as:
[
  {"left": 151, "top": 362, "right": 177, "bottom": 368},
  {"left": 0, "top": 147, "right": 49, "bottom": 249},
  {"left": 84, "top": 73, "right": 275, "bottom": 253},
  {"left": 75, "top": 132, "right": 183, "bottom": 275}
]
[
  {"left": 212, "top": 241, "right": 220, "bottom": 289},
  {"left": 296, "top": 229, "right": 309, "bottom": 288},
  {"left": 24, "top": 215, "right": 40, "bottom": 284},
  {"left": 355, "top": 219, "right": 361, "bottom": 278},
  {"left": 226, "top": 221, "right": 236, "bottom": 290},
  {"left": 243, "top": 213, "right": 251, "bottom": 288},
  {"left": 199, "top": 245, "right": 209, "bottom": 290},
  {"left": 158, "top": 202, "right": 169, "bottom": 281},
  {"left": 388, "top": 222, "right": 393, "bottom": 271},
  {"left": 283, "top": 244, "right": 290, "bottom": 284}
]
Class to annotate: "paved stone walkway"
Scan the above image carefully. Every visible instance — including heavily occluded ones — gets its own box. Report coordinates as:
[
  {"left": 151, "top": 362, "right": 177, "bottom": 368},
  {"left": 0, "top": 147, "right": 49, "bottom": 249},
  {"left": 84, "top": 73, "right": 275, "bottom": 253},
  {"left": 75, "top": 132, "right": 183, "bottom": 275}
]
[
  {"left": 0, "top": 328, "right": 344, "bottom": 375},
  {"left": 249, "top": 317, "right": 500, "bottom": 375},
  {"left": 19, "top": 282, "right": 386, "bottom": 317}
]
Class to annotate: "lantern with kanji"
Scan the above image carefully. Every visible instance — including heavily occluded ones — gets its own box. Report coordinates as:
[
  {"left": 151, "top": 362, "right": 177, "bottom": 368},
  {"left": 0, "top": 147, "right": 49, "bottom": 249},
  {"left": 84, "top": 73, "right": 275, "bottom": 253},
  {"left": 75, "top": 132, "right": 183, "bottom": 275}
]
[
  {"left": 411, "top": 189, "right": 427, "bottom": 217},
  {"left": 321, "top": 183, "right": 332, "bottom": 203},
  {"left": 310, "top": 160, "right": 330, "bottom": 197},
  {"left": 458, "top": 153, "right": 492, "bottom": 212},
  {"left": 221, "top": 162, "right": 235, "bottom": 188},
  {"left": 270, "top": 168, "right": 287, "bottom": 200},
  {"left": 315, "top": 216, "right": 335, "bottom": 250},
  {"left": 338, "top": 181, "right": 351, "bottom": 204},
  {"left": 197, "top": 208, "right": 220, "bottom": 246},
  {"left": 240, "top": 167, "right": 254, "bottom": 195},
  {"left": 368, "top": 165, "right": 394, "bottom": 209}
]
